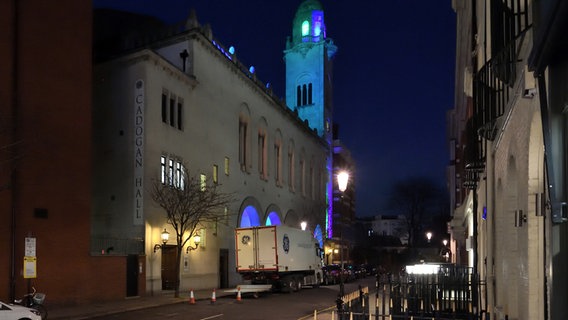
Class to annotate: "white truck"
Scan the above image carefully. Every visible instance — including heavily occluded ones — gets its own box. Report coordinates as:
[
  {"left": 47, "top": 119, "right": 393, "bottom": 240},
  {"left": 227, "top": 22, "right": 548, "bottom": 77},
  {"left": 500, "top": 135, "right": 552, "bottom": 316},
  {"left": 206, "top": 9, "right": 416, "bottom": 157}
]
[{"left": 235, "top": 225, "right": 323, "bottom": 292}]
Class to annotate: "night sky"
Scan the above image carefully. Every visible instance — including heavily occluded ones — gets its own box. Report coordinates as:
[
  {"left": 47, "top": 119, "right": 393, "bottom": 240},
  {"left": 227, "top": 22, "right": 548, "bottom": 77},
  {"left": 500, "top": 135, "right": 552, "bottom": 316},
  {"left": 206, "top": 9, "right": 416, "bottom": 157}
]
[{"left": 93, "top": 0, "right": 457, "bottom": 217}]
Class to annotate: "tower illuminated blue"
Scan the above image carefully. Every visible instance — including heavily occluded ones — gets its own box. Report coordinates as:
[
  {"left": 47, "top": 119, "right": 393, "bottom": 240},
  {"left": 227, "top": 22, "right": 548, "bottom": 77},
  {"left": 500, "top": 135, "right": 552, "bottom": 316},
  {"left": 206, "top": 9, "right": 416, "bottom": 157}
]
[{"left": 284, "top": 0, "right": 337, "bottom": 238}]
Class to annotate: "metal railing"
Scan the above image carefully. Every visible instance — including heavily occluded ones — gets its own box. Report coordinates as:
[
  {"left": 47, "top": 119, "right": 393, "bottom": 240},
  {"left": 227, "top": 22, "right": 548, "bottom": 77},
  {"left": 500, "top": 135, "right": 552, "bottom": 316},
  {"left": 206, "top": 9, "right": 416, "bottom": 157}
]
[{"left": 374, "top": 266, "right": 484, "bottom": 320}]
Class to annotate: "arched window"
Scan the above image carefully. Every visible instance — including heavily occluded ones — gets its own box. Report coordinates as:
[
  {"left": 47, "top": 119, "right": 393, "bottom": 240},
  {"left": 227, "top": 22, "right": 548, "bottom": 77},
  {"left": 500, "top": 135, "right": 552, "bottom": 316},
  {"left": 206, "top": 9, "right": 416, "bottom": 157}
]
[
  {"left": 308, "top": 83, "right": 313, "bottom": 105},
  {"left": 239, "top": 120, "right": 248, "bottom": 171},
  {"left": 266, "top": 212, "right": 282, "bottom": 226},
  {"left": 288, "top": 143, "right": 295, "bottom": 191},
  {"left": 301, "top": 20, "right": 310, "bottom": 37},
  {"left": 302, "top": 84, "right": 307, "bottom": 105},
  {"left": 240, "top": 205, "right": 260, "bottom": 227},
  {"left": 297, "top": 85, "right": 302, "bottom": 107}
]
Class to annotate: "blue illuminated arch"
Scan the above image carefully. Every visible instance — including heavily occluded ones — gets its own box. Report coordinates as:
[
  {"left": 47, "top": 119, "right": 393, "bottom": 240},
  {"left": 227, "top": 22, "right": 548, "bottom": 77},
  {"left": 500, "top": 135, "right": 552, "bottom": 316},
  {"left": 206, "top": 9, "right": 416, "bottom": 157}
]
[
  {"left": 240, "top": 205, "right": 260, "bottom": 227},
  {"left": 266, "top": 211, "right": 282, "bottom": 226},
  {"left": 313, "top": 224, "right": 323, "bottom": 248}
]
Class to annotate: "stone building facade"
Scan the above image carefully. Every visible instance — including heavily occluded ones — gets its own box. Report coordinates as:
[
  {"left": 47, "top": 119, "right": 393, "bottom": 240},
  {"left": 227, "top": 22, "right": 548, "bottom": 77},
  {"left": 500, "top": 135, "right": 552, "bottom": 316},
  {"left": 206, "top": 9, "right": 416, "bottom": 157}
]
[
  {"left": 93, "top": 1, "right": 335, "bottom": 295},
  {"left": 448, "top": 0, "right": 568, "bottom": 319}
]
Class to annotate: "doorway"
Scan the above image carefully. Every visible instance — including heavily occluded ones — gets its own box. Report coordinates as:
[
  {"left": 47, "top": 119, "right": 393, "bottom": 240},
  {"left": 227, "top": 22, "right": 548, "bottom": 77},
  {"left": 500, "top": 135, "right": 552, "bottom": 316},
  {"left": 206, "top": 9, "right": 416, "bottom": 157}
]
[
  {"left": 161, "top": 245, "right": 177, "bottom": 290},
  {"left": 219, "top": 249, "right": 229, "bottom": 288},
  {"left": 126, "top": 255, "right": 139, "bottom": 297}
]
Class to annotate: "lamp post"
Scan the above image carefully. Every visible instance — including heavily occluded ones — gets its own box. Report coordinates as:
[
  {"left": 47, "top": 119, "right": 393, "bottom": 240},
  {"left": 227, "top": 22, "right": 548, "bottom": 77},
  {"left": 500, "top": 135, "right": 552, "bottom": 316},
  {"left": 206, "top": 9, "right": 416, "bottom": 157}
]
[
  {"left": 426, "top": 231, "right": 432, "bottom": 243},
  {"left": 154, "top": 228, "right": 170, "bottom": 252},
  {"left": 442, "top": 239, "right": 450, "bottom": 262},
  {"left": 337, "top": 171, "right": 349, "bottom": 299}
]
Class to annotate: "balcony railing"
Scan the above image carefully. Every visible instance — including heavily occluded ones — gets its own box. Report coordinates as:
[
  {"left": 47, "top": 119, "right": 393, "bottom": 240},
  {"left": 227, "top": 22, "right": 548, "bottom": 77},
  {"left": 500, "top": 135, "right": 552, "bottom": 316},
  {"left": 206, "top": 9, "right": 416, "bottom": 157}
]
[{"left": 465, "top": 0, "right": 531, "bottom": 177}]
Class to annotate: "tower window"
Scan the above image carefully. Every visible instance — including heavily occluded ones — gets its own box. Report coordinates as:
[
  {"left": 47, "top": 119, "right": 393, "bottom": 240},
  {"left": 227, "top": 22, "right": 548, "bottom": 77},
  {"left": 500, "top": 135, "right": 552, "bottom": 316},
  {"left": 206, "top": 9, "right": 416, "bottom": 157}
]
[
  {"left": 296, "top": 83, "right": 313, "bottom": 107},
  {"left": 301, "top": 20, "right": 309, "bottom": 37}
]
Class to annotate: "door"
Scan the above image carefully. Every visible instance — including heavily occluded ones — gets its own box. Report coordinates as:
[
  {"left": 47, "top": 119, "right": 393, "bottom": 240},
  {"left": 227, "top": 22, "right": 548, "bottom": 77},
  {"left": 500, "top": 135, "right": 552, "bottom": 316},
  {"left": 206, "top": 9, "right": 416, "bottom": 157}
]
[
  {"left": 161, "top": 245, "right": 177, "bottom": 290},
  {"left": 126, "top": 255, "right": 139, "bottom": 297},
  {"left": 219, "top": 249, "right": 229, "bottom": 288}
]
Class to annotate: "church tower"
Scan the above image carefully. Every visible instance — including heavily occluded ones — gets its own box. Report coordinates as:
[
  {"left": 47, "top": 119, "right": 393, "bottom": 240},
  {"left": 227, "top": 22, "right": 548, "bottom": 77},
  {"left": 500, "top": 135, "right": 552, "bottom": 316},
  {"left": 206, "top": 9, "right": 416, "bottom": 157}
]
[{"left": 284, "top": 0, "right": 337, "bottom": 141}]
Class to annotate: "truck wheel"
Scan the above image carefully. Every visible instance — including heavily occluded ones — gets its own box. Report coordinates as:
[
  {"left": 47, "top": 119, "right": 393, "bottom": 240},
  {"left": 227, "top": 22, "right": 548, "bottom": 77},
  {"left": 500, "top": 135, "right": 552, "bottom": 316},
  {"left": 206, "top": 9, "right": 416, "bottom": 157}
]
[
  {"left": 314, "top": 274, "right": 321, "bottom": 288},
  {"left": 287, "top": 279, "right": 295, "bottom": 293},
  {"left": 296, "top": 278, "right": 302, "bottom": 291}
]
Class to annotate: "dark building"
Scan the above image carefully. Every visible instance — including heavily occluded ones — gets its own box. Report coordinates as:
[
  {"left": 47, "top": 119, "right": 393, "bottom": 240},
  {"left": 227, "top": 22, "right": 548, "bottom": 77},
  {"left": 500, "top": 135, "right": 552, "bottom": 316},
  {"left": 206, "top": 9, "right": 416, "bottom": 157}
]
[{"left": 0, "top": 0, "right": 128, "bottom": 305}]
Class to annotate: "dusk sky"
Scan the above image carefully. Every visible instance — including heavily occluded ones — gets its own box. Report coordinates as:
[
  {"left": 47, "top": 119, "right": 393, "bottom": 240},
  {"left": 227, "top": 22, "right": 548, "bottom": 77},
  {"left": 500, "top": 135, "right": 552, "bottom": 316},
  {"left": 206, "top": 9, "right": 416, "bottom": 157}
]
[{"left": 94, "top": 0, "right": 457, "bottom": 217}]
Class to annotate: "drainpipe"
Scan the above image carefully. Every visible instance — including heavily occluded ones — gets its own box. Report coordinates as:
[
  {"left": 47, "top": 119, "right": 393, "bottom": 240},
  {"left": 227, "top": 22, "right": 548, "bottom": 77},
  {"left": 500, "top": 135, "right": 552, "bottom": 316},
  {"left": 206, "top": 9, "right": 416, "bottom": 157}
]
[
  {"left": 9, "top": 0, "right": 20, "bottom": 302},
  {"left": 536, "top": 73, "right": 550, "bottom": 320}
]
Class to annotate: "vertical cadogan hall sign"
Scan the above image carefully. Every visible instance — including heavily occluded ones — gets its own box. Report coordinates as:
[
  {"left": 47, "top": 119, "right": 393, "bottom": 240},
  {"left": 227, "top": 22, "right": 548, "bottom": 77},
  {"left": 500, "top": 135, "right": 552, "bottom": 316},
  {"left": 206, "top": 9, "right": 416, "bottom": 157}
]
[{"left": 133, "top": 80, "right": 144, "bottom": 225}]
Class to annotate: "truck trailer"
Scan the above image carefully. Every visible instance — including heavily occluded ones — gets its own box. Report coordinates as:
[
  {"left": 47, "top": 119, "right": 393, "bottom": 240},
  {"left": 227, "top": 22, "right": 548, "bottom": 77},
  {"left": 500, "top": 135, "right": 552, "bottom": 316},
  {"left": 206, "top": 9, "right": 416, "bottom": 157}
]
[{"left": 235, "top": 225, "right": 323, "bottom": 292}]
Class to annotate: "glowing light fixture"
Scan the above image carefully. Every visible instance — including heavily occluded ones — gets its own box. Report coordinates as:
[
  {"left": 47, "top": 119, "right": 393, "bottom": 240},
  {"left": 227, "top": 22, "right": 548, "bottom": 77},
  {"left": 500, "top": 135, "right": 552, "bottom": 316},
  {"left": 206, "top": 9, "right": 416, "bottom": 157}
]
[
  {"left": 153, "top": 228, "right": 170, "bottom": 252},
  {"left": 300, "top": 221, "right": 307, "bottom": 231},
  {"left": 337, "top": 171, "right": 349, "bottom": 192},
  {"left": 186, "top": 232, "right": 202, "bottom": 253},
  {"left": 406, "top": 264, "right": 440, "bottom": 275}
]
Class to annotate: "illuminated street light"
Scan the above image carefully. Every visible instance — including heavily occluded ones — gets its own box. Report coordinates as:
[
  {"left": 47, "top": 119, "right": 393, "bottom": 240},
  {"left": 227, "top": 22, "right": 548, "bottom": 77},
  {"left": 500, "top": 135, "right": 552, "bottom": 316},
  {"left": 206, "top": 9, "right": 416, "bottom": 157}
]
[{"left": 336, "top": 171, "right": 349, "bottom": 299}]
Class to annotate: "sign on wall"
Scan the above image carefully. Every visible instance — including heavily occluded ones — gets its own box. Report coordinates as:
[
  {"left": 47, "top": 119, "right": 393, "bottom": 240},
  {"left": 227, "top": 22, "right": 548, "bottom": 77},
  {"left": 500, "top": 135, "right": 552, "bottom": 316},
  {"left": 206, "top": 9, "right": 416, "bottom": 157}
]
[{"left": 134, "top": 80, "right": 145, "bottom": 225}]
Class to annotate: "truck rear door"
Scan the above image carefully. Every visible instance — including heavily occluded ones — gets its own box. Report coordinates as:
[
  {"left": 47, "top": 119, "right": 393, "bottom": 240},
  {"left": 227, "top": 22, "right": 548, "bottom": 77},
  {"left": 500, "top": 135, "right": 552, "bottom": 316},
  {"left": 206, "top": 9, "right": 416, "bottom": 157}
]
[
  {"left": 235, "top": 228, "right": 256, "bottom": 272},
  {"left": 256, "top": 226, "right": 277, "bottom": 271}
]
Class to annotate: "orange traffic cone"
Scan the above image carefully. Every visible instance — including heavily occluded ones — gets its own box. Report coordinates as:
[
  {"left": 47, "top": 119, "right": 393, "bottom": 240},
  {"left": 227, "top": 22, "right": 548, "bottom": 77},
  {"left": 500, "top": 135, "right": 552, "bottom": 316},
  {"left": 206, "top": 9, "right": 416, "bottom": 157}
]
[
  {"left": 236, "top": 286, "right": 242, "bottom": 302},
  {"left": 211, "top": 288, "right": 216, "bottom": 303},
  {"left": 189, "top": 289, "right": 195, "bottom": 304}
]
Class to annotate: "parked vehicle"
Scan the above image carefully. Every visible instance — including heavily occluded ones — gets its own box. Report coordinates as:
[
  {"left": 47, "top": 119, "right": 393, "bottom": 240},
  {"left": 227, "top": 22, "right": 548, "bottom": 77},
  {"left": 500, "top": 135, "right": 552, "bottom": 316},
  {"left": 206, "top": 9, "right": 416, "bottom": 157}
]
[
  {"left": 235, "top": 225, "right": 323, "bottom": 292},
  {"left": 0, "top": 301, "right": 42, "bottom": 320},
  {"left": 322, "top": 264, "right": 341, "bottom": 285},
  {"left": 12, "top": 287, "right": 47, "bottom": 320}
]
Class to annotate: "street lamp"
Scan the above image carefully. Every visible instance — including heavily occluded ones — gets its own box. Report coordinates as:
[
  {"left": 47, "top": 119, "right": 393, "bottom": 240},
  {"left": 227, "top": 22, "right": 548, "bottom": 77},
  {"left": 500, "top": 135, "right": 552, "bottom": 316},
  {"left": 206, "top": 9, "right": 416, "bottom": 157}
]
[
  {"left": 426, "top": 231, "right": 432, "bottom": 243},
  {"left": 186, "top": 232, "right": 202, "bottom": 253},
  {"left": 154, "top": 228, "right": 170, "bottom": 252},
  {"left": 337, "top": 171, "right": 349, "bottom": 299}
]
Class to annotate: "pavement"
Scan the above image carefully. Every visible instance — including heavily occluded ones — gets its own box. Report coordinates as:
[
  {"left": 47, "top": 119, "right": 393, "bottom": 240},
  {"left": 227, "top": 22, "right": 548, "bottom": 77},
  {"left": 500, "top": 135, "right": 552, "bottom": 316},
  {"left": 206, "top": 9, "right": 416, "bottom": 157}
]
[{"left": 49, "top": 288, "right": 235, "bottom": 320}]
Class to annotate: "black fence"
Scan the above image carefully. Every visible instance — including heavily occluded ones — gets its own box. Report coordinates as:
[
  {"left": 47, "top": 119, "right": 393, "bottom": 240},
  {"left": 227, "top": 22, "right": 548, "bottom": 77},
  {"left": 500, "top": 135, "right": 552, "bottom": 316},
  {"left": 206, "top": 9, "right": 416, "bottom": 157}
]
[{"left": 373, "top": 265, "right": 485, "bottom": 320}]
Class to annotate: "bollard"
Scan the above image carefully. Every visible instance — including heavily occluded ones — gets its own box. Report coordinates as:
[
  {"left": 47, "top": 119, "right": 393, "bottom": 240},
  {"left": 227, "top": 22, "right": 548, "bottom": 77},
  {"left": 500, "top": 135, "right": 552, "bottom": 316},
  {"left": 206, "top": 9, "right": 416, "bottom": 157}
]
[{"left": 313, "top": 309, "right": 317, "bottom": 320}]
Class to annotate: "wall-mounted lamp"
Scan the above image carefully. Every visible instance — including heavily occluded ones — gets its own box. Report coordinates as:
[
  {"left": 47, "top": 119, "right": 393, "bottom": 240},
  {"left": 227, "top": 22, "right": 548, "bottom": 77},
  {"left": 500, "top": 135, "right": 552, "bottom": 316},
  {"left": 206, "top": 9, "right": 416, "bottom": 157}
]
[
  {"left": 153, "top": 228, "right": 170, "bottom": 252},
  {"left": 186, "top": 233, "right": 201, "bottom": 253},
  {"left": 300, "top": 221, "right": 307, "bottom": 231}
]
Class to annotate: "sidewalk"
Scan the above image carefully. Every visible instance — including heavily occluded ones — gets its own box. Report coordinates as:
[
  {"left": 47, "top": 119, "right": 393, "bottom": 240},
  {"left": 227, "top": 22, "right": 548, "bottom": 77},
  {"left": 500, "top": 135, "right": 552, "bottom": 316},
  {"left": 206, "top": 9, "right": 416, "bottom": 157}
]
[{"left": 50, "top": 289, "right": 234, "bottom": 319}]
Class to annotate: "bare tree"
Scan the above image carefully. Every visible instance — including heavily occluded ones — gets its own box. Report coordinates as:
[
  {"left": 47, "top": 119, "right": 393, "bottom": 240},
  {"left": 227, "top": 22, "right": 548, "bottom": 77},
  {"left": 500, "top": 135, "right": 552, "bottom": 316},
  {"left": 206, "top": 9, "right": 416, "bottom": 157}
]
[
  {"left": 150, "top": 166, "right": 234, "bottom": 297},
  {"left": 388, "top": 176, "right": 445, "bottom": 249}
]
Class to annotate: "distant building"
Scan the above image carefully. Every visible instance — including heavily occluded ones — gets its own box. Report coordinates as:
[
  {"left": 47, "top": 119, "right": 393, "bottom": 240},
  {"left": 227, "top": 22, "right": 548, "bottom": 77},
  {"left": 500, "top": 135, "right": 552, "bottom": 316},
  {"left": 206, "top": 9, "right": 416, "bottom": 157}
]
[
  {"left": 327, "top": 135, "right": 356, "bottom": 265},
  {"left": 371, "top": 215, "right": 408, "bottom": 245}
]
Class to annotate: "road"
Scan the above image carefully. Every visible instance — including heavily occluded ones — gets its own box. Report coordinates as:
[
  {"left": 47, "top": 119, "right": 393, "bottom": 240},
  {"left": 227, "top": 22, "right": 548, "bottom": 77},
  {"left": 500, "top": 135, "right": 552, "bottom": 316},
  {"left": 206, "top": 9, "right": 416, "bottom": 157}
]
[{"left": 91, "top": 277, "right": 376, "bottom": 320}]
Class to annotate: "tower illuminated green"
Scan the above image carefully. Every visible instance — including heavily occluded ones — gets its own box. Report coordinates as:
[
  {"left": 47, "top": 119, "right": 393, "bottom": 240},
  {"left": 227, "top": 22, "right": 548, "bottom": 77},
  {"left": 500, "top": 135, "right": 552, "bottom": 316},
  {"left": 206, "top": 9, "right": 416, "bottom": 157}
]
[
  {"left": 284, "top": 0, "right": 337, "bottom": 238},
  {"left": 284, "top": 0, "right": 337, "bottom": 139}
]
